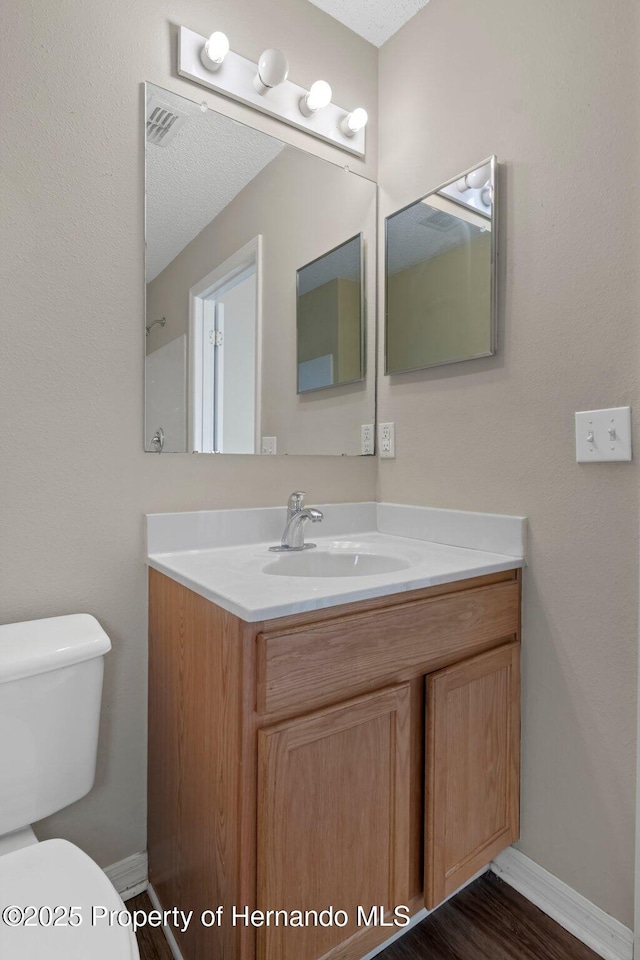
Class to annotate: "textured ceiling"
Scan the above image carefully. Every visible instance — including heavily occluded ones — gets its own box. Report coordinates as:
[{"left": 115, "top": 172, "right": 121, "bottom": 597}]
[
  {"left": 298, "top": 235, "right": 361, "bottom": 295},
  {"left": 386, "top": 199, "right": 487, "bottom": 275},
  {"left": 146, "top": 85, "right": 284, "bottom": 281},
  {"left": 307, "top": 0, "right": 429, "bottom": 46}
]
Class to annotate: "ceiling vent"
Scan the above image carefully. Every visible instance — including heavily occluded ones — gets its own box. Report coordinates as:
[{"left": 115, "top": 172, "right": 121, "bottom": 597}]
[
  {"left": 146, "top": 98, "right": 188, "bottom": 147},
  {"left": 418, "top": 208, "right": 458, "bottom": 232}
]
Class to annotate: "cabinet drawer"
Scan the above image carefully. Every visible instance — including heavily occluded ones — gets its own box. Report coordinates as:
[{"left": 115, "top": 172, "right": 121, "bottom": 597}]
[{"left": 257, "top": 580, "right": 520, "bottom": 717}]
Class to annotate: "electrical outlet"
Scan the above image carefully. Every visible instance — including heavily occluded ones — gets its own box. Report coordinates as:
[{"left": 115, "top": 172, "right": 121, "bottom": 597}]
[
  {"left": 361, "top": 424, "right": 374, "bottom": 455},
  {"left": 261, "top": 436, "right": 277, "bottom": 455},
  {"left": 378, "top": 422, "right": 395, "bottom": 459}
]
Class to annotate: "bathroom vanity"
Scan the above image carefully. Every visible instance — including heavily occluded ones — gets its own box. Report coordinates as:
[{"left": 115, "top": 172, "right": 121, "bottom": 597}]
[{"left": 146, "top": 504, "right": 524, "bottom": 960}]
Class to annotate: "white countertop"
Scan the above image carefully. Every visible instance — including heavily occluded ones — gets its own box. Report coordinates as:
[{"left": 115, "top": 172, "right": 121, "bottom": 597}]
[{"left": 146, "top": 503, "right": 525, "bottom": 621}]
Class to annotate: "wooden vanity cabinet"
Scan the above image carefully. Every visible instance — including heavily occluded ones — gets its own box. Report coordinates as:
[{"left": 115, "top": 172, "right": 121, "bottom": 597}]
[{"left": 148, "top": 566, "right": 521, "bottom": 960}]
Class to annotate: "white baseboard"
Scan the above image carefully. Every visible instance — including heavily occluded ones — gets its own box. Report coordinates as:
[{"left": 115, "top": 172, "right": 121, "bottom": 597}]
[
  {"left": 105, "top": 851, "right": 148, "bottom": 901},
  {"left": 491, "top": 848, "right": 633, "bottom": 960},
  {"left": 147, "top": 884, "right": 185, "bottom": 960}
]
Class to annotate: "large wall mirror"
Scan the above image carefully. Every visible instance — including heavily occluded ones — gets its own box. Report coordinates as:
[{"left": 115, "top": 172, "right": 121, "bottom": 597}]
[
  {"left": 145, "top": 83, "right": 376, "bottom": 455},
  {"left": 385, "top": 157, "right": 497, "bottom": 374}
]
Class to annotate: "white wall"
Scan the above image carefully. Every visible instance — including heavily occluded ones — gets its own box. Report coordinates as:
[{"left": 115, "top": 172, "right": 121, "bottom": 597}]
[
  {"left": 378, "top": 0, "right": 640, "bottom": 926},
  {"left": 1, "top": 0, "right": 377, "bottom": 868}
]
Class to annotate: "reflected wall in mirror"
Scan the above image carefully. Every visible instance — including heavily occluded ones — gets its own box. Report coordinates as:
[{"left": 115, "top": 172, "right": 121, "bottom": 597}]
[
  {"left": 296, "top": 235, "right": 363, "bottom": 393},
  {"left": 145, "top": 83, "right": 376, "bottom": 455},
  {"left": 385, "top": 157, "right": 497, "bottom": 374}
]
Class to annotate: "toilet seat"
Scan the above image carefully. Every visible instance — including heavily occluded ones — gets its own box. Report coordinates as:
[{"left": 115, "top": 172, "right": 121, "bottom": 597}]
[{"left": 0, "top": 839, "right": 139, "bottom": 959}]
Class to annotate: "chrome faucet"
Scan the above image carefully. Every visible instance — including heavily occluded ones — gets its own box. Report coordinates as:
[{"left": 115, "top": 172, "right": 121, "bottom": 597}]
[{"left": 269, "top": 491, "right": 324, "bottom": 552}]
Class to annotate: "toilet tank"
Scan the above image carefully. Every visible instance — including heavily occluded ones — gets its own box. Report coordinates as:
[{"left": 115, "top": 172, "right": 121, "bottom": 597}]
[{"left": 0, "top": 614, "right": 111, "bottom": 836}]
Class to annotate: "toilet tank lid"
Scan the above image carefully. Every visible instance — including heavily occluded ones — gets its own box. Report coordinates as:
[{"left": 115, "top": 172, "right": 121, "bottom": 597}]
[{"left": 0, "top": 614, "right": 111, "bottom": 683}]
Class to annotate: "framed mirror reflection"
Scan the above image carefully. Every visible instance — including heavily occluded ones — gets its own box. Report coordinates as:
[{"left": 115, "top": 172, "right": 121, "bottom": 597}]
[
  {"left": 385, "top": 156, "right": 497, "bottom": 375},
  {"left": 145, "top": 83, "right": 376, "bottom": 455}
]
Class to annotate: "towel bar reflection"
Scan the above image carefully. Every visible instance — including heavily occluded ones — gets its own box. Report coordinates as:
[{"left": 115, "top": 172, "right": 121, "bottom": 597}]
[
  {"left": 146, "top": 317, "right": 166, "bottom": 336},
  {"left": 150, "top": 428, "right": 165, "bottom": 452}
]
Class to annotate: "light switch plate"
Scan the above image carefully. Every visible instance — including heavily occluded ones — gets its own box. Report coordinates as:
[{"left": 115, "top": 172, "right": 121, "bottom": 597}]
[
  {"left": 378, "top": 422, "right": 395, "bottom": 459},
  {"left": 261, "top": 436, "right": 277, "bottom": 455},
  {"left": 575, "top": 407, "right": 632, "bottom": 462}
]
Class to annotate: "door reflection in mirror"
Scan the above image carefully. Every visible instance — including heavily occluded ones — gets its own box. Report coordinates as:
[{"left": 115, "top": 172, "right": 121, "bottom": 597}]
[
  {"left": 144, "top": 83, "right": 376, "bottom": 456},
  {"left": 189, "top": 239, "right": 261, "bottom": 454}
]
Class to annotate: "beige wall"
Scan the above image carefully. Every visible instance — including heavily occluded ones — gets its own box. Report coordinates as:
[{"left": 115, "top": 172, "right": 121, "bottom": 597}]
[
  {"left": 1, "top": 0, "right": 377, "bottom": 868},
  {"left": 378, "top": 0, "right": 639, "bottom": 925},
  {"left": 147, "top": 146, "right": 375, "bottom": 455}
]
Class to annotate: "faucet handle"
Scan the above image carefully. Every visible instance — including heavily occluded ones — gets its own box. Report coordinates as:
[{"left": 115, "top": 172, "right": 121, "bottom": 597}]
[{"left": 287, "top": 491, "right": 306, "bottom": 514}]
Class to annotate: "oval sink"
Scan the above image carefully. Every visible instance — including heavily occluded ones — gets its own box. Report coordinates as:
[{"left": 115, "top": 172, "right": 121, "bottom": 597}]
[{"left": 263, "top": 551, "right": 411, "bottom": 578}]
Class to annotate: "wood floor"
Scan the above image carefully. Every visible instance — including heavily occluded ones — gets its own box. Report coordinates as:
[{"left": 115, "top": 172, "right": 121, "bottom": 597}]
[
  {"left": 132, "top": 872, "right": 602, "bottom": 960},
  {"left": 130, "top": 893, "right": 174, "bottom": 960}
]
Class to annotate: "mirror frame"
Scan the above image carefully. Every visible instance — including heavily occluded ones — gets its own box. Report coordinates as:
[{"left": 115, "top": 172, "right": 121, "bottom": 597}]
[
  {"left": 384, "top": 155, "right": 498, "bottom": 375},
  {"left": 296, "top": 232, "right": 366, "bottom": 395}
]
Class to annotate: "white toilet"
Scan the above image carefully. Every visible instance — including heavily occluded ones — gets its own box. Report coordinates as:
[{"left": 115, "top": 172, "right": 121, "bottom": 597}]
[{"left": 0, "top": 614, "right": 140, "bottom": 959}]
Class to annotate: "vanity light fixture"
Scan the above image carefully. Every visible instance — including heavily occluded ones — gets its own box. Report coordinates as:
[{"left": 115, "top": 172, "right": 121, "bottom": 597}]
[
  {"left": 340, "top": 107, "right": 368, "bottom": 137},
  {"left": 177, "top": 26, "right": 367, "bottom": 156},
  {"left": 253, "top": 48, "right": 289, "bottom": 94},
  {"left": 299, "top": 80, "right": 332, "bottom": 116},
  {"left": 200, "top": 31, "right": 229, "bottom": 71}
]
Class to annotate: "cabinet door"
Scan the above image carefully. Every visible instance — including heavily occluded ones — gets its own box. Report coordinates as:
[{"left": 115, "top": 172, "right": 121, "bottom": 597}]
[
  {"left": 257, "top": 685, "right": 411, "bottom": 960},
  {"left": 425, "top": 642, "right": 520, "bottom": 909}
]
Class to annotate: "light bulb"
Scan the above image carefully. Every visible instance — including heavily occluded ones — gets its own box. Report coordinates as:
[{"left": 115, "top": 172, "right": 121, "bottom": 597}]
[
  {"left": 456, "top": 177, "right": 469, "bottom": 193},
  {"left": 481, "top": 185, "right": 492, "bottom": 207},
  {"left": 253, "top": 49, "right": 289, "bottom": 94},
  {"left": 465, "top": 164, "right": 490, "bottom": 190},
  {"left": 340, "top": 107, "right": 368, "bottom": 137},
  {"left": 201, "top": 31, "right": 230, "bottom": 71},
  {"left": 299, "top": 80, "right": 332, "bottom": 116}
]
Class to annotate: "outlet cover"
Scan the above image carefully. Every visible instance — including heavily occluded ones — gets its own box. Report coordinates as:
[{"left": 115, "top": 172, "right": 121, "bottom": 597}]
[
  {"left": 261, "top": 436, "right": 277, "bottom": 455},
  {"left": 361, "top": 424, "right": 374, "bottom": 455},
  {"left": 378, "top": 422, "right": 395, "bottom": 459}
]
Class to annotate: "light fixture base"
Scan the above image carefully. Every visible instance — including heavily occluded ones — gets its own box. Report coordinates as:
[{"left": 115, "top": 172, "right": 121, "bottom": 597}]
[
  {"left": 298, "top": 95, "right": 314, "bottom": 118},
  {"left": 253, "top": 74, "right": 269, "bottom": 95},
  {"left": 177, "top": 26, "right": 365, "bottom": 158},
  {"left": 201, "top": 49, "right": 223, "bottom": 72}
]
